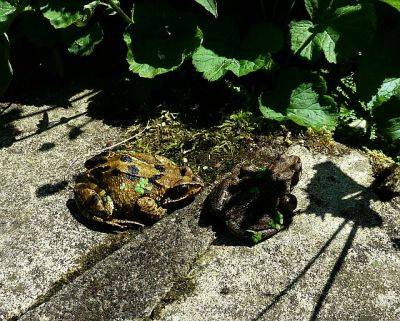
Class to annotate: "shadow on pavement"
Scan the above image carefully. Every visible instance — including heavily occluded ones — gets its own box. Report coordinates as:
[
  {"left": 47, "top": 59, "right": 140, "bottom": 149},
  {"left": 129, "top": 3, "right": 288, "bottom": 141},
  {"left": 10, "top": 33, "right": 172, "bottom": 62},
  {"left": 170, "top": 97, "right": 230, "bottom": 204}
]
[{"left": 248, "top": 161, "right": 382, "bottom": 320}]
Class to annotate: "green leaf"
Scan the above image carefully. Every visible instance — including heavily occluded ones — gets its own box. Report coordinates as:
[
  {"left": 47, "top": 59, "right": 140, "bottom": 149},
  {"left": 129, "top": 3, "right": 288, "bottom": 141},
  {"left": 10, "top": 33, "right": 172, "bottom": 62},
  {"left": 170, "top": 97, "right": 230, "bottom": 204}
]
[
  {"left": 0, "top": 0, "right": 27, "bottom": 32},
  {"left": 368, "top": 78, "right": 400, "bottom": 110},
  {"left": 124, "top": 0, "right": 202, "bottom": 78},
  {"left": 193, "top": 19, "right": 281, "bottom": 81},
  {"left": 367, "top": 78, "right": 400, "bottom": 141},
  {"left": 372, "top": 96, "right": 400, "bottom": 141},
  {"left": 41, "top": 0, "right": 90, "bottom": 28},
  {"left": 63, "top": 23, "right": 103, "bottom": 56},
  {"left": 0, "top": 32, "right": 12, "bottom": 95},
  {"left": 378, "top": 0, "right": 400, "bottom": 11},
  {"left": 194, "top": 0, "right": 217, "bottom": 17},
  {"left": 356, "top": 27, "right": 400, "bottom": 102},
  {"left": 290, "top": 20, "right": 338, "bottom": 63},
  {"left": 259, "top": 68, "right": 336, "bottom": 130},
  {"left": 291, "top": 2, "right": 376, "bottom": 62}
]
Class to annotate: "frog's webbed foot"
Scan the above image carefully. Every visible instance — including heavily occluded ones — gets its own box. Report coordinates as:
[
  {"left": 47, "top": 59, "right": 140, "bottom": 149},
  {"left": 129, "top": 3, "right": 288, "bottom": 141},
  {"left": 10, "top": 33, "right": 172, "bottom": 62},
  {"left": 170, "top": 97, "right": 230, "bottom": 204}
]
[{"left": 136, "top": 197, "right": 167, "bottom": 221}]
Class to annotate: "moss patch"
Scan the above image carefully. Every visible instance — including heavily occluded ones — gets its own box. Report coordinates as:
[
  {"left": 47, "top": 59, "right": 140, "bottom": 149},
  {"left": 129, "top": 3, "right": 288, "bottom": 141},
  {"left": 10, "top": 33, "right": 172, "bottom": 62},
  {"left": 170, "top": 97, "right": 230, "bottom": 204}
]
[{"left": 150, "top": 276, "right": 197, "bottom": 319}]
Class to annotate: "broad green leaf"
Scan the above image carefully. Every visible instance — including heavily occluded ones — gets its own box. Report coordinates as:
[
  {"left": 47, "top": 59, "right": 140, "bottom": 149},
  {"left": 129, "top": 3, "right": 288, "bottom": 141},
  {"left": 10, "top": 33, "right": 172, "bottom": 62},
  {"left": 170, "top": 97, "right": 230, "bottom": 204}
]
[
  {"left": 287, "top": 83, "right": 336, "bottom": 129},
  {"left": 367, "top": 78, "right": 400, "bottom": 141},
  {"left": 368, "top": 78, "right": 400, "bottom": 109},
  {"left": 372, "top": 96, "right": 400, "bottom": 141},
  {"left": 0, "top": 0, "right": 27, "bottom": 32},
  {"left": 356, "top": 27, "right": 400, "bottom": 102},
  {"left": 193, "top": 19, "right": 282, "bottom": 81},
  {"left": 291, "top": 2, "right": 376, "bottom": 62},
  {"left": 193, "top": 46, "right": 274, "bottom": 81},
  {"left": 63, "top": 23, "right": 103, "bottom": 56},
  {"left": 290, "top": 20, "right": 337, "bottom": 63},
  {"left": 41, "top": 0, "right": 92, "bottom": 28},
  {"left": 124, "top": 0, "right": 202, "bottom": 78},
  {"left": 194, "top": 0, "right": 217, "bottom": 17},
  {"left": 259, "top": 68, "right": 336, "bottom": 130},
  {"left": 378, "top": 0, "right": 400, "bottom": 11},
  {"left": 0, "top": 32, "right": 12, "bottom": 95}
]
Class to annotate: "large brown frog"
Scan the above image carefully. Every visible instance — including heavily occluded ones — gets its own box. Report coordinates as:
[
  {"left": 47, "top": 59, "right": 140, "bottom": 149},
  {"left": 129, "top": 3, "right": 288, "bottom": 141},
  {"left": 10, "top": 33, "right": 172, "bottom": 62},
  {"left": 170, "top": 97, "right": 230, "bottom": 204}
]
[
  {"left": 205, "top": 155, "right": 302, "bottom": 243},
  {"left": 74, "top": 150, "right": 203, "bottom": 228}
]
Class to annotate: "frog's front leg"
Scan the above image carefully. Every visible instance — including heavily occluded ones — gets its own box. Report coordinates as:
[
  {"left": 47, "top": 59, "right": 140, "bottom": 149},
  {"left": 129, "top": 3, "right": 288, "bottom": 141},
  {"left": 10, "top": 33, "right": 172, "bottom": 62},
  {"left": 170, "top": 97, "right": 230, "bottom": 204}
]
[
  {"left": 74, "top": 182, "right": 144, "bottom": 228},
  {"left": 136, "top": 197, "right": 167, "bottom": 221},
  {"left": 74, "top": 182, "right": 114, "bottom": 220}
]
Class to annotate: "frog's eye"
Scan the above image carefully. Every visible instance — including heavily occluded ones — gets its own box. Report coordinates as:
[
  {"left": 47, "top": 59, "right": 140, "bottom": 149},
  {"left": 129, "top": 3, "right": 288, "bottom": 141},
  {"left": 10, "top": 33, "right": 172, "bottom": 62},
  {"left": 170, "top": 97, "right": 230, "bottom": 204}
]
[
  {"left": 84, "top": 156, "right": 108, "bottom": 169},
  {"left": 180, "top": 166, "right": 193, "bottom": 177}
]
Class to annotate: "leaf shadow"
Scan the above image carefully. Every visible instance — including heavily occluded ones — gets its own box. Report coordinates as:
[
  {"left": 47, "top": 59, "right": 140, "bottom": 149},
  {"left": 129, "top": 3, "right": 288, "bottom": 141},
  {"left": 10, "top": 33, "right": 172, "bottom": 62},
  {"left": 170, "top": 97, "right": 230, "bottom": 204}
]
[{"left": 251, "top": 160, "right": 382, "bottom": 320}]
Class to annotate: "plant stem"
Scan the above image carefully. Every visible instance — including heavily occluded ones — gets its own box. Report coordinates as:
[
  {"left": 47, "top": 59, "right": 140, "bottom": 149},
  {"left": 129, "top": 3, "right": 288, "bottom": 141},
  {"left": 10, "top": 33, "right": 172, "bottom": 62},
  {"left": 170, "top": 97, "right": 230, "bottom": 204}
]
[{"left": 102, "top": 0, "right": 133, "bottom": 25}]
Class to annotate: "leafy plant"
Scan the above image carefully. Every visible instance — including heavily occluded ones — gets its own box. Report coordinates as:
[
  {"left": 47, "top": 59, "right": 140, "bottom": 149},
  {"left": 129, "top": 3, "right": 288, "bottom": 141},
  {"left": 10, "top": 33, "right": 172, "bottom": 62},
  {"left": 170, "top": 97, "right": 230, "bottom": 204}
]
[{"left": 0, "top": 0, "right": 399, "bottom": 149}]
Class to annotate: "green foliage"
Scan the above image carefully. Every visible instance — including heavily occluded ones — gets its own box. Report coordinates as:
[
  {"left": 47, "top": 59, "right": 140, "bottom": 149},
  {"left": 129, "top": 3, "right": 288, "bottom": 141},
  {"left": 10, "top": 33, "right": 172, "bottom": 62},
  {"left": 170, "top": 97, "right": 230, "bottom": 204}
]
[
  {"left": 124, "top": 0, "right": 202, "bottom": 78},
  {"left": 259, "top": 68, "right": 336, "bottom": 130},
  {"left": 379, "top": 0, "right": 400, "bottom": 11},
  {"left": 290, "top": 2, "right": 376, "bottom": 63},
  {"left": 0, "top": 0, "right": 27, "bottom": 32},
  {"left": 194, "top": 0, "right": 218, "bottom": 17},
  {"left": 0, "top": 0, "right": 399, "bottom": 145},
  {"left": 193, "top": 19, "right": 281, "bottom": 81}
]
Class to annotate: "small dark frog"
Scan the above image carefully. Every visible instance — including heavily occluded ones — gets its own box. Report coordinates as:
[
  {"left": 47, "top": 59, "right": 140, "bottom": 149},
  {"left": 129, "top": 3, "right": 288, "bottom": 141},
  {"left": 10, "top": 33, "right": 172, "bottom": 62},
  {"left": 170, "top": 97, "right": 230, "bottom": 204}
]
[
  {"left": 74, "top": 150, "right": 204, "bottom": 228},
  {"left": 205, "top": 155, "right": 302, "bottom": 243}
]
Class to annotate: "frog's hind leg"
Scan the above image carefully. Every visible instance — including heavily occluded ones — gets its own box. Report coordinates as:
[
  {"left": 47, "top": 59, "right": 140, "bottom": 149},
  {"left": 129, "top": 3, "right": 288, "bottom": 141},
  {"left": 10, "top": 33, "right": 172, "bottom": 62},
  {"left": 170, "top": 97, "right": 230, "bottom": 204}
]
[{"left": 136, "top": 197, "right": 167, "bottom": 221}]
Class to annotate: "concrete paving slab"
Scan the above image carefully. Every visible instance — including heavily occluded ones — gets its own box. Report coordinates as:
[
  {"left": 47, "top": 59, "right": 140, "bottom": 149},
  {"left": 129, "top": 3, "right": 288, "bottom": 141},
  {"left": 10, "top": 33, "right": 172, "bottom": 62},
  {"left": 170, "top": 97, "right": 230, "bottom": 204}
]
[
  {"left": 0, "top": 90, "right": 131, "bottom": 320},
  {"left": 151, "top": 146, "right": 400, "bottom": 321},
  {"left": 18, "top": 190, "right": 214, "bottom": 321}
]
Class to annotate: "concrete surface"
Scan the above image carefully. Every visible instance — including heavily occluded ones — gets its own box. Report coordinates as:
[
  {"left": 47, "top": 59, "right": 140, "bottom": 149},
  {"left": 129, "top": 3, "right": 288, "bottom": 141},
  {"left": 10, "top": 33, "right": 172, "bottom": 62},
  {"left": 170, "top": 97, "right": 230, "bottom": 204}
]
[
  {"left": 1, "top": 90, "right": 399, "bottom": 321},
  {"left": 0, "top": 89, "right": 129, "bottom": 320}
]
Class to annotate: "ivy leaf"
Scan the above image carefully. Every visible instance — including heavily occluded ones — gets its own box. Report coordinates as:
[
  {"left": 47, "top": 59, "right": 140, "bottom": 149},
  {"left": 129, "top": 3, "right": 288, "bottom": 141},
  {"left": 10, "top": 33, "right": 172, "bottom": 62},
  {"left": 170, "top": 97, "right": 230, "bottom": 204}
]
[
  {"left": 0, "top": 0, "right": 27, "bottom": 32},
  {"left": 194, "top": 0, "right": 217, "bottom": 17},
  {"left": 192, "top": 19, "right": 282, "bottom": 81},
  {"left": 0, "top": 32, "right": 12, "bottom": 95},
  {"left": 62, "top": 23, "right": 103, "bottom": 56},
  {"left": 41, "top": 0, "right": 93, "bottom": 28},
  {"left": 291, "top": 2, "right": 376, "bottom": 63},
  {"left": 259, "top": 68, "right": 336, "bottom": 130},
  {"left": 124, "top": 0, "right": 202, "bottom": 78},
  {"left": 378, "top": 0, "right": 400, "bottom": 11}
]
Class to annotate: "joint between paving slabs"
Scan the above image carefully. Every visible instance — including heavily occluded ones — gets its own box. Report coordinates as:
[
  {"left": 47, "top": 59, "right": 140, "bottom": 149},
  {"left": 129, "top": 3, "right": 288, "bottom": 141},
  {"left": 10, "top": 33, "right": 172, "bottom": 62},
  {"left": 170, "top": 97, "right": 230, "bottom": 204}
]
[{"left": 12, "top": 232, "right": 137, "bottom": 321}]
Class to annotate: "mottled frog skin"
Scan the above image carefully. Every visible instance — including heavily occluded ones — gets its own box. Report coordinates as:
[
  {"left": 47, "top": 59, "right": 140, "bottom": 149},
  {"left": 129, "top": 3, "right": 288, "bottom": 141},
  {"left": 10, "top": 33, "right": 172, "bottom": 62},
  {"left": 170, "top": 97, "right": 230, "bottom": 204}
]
[
  {"left": 74, "top": 150, "right": 203, "bottom": 228},
  {"left": 206, "top": 155, "right": 302, "bottom": 243}
]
